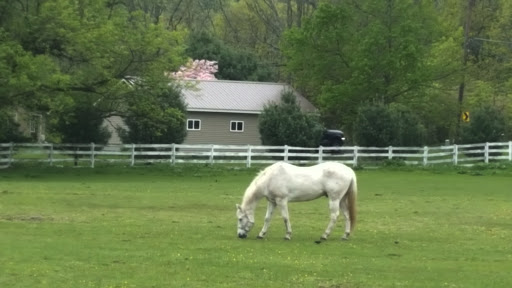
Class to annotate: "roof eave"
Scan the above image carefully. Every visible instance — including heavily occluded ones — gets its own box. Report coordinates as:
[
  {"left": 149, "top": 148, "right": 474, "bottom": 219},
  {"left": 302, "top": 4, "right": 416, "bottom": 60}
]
[{"left": 187, "top": 108, "right": 262, "bottom": 114}]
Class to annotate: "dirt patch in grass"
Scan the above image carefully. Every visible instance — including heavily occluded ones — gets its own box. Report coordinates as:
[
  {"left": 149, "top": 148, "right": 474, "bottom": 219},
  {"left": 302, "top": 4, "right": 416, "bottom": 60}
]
[{"left": 0, "top": 214, "right": 54, "bottom": 222}]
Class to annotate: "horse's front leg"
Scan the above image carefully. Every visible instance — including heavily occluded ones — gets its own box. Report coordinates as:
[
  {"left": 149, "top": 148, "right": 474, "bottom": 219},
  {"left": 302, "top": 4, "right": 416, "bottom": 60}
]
[
  {"left": 257, "top": 201, "right": 276, "bottom": 239},
  {"left": 321, "top": 199, "right": 340, "bottom": 240},
  {"left": 277, "top": 200, "right": 292, "bottom": 240}
]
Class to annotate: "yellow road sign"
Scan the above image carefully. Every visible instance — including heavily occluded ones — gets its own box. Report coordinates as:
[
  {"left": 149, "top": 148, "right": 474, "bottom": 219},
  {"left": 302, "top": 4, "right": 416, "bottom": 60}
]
[{"left": 462, "top": 111, "right": 470, "bottom": 122}]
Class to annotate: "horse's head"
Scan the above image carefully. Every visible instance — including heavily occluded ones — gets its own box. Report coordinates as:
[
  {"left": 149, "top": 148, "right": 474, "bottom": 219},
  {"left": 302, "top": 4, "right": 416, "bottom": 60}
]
[{"left": 236, "top": 204, "right": 254, "bottom": 239}]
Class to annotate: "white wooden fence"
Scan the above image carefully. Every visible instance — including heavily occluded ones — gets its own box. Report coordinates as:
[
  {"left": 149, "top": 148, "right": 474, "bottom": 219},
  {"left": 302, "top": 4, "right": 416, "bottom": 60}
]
[{"left": 1, "top": 142, "right": 511, "bottom": 168}]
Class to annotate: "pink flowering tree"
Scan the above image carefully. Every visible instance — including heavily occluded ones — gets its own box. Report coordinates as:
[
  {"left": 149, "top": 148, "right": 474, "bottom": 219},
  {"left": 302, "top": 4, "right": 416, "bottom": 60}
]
[{"left": 170, "top": 59, "right": 218, "bottom": 80}]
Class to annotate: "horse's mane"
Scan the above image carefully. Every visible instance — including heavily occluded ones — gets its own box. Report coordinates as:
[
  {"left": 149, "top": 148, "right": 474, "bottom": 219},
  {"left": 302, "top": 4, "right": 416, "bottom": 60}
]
[
  {"left": 241, "top": 171, "right": 264, "bottom": 206},
  {"left": 241, "top": 163, "right": 280, "bottom": 208}
]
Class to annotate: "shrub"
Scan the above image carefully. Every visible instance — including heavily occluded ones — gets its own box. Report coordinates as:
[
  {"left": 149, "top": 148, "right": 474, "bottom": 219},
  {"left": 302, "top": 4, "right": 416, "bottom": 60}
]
[
  {"left": 460, "top": 104, "right": 507, "bottom": 144},
  {"left": 52, "top": 102, "right": 111, "bottom": 144},
  {"left": 389, "top": 104, "right": 427, "bottom": 147},
  {"left": 353, "top": 103, "right": 426, "bottom": 147},
  {"left": 352, "top": 103, "right": 394, "bottom": 147},
  {"left": 120, "top": 86, "right": 187, "bottom": 144},
  {"left": 258, "top": 90, "right": 324, "bottom": 147}
]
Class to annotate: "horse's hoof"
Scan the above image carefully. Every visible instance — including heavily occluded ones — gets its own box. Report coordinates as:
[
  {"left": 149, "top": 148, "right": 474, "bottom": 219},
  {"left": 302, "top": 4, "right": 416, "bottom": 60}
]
[
  {"left": 320, "top": 236, "right": 327, "bottom": 241},
  {"left": 257, "top": 235, "right": 264, "bottom": 239},
  {"left": 341, "top": 237, "right": 349, "bottom": 241},
  {"left": 284, "top": 236, "right": 291, "bottom": 240}
]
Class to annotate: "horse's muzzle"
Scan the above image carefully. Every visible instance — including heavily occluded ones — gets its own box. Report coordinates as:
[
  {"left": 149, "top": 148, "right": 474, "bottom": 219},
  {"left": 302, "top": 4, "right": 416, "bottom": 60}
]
[{"left": 238, "top": 233, "right": 247, "bottom": 239}]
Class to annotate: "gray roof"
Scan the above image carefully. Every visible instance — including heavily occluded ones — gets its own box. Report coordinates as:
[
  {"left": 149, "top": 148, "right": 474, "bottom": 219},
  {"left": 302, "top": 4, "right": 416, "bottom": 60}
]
[{"left": 181, "top": 80, "right": 316, "bottom": 114}]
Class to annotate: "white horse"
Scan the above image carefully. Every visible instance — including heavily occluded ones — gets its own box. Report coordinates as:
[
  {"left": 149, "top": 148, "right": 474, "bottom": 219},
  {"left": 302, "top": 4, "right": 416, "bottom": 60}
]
[{"left": 236, "top": 161, "right": 357, "bottom": 241}]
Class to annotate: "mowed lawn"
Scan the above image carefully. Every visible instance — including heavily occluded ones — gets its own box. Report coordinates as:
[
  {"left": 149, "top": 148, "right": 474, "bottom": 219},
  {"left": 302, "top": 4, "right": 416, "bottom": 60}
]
[{"left": 0, "top": 164, "right": 511, "bottom": 288}]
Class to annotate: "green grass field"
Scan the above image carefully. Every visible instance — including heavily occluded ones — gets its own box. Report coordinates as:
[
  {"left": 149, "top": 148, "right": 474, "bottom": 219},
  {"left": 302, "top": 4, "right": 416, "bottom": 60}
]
[{"left": 1, "top": 164, "right": 511, "bottom": 288}]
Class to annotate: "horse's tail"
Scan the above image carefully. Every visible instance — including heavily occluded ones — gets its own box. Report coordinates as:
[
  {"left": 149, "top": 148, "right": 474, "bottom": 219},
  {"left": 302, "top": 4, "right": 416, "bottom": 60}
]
[{"left": 346, "top": 175, "right": 358, "bottom": 232}]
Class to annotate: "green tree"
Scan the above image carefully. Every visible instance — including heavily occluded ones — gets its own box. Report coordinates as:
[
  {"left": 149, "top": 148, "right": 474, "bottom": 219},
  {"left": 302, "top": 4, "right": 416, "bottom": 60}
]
[
  {"left": 353, "top": 103, "right": 426, "bottom": 147},
  {"left": 282, "top": 1, "right": 442, "bottom": 136},
  {"left": 213, "top": 0, "right": 289, "bottom": 81},
  {"left": 122, "top": 0, "right": 224, "bottom": 32},
  {"left": 54, "top": 99, "right": 111, "bottom": 144},
  {"left": 352, "top": 103, "right": 395, "bottom": 147},
  {"left": 258, "top": 90, "right": 324, "bottom": 147},
  {"left": 0, "top": 29, "right": 61, "bottom": 111},
  {"left": 469, "top": 0, "right": 512, "bottom": 132},
  {"left": 433, "top": 0, "right": 512, "bottom": 141},
  {"left": 120, "top": 85, "right": 187, "bottom": 144},
  {"left": 388, "top": 104, "right": 427, "bottom": 147},
  {"left": 185, "top": 32, "right": 273, "bottom": 81},
  {"left": 0, "top": 0, "right": 188, "bottom": 143}
]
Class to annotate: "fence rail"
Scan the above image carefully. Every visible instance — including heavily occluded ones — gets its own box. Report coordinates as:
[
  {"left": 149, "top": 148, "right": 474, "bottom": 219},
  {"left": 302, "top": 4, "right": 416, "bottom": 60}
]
[{"left": 1, "top": 142, "right": 511, "bottom": 168}]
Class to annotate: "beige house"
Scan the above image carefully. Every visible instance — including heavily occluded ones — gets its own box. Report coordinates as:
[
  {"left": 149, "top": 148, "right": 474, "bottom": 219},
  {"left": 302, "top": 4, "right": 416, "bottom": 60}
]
[
  {"left": 181, "top": 80, "right": 316, "bottom": 145},
  {"left": 105, "top": 80, "right": 316, "bottom": 145},
  {"left": 103, "top": 116, "right": 128, "bottom": 145},
  {"left": 12, "top": 109, "right": 45, "bottom": 142}
]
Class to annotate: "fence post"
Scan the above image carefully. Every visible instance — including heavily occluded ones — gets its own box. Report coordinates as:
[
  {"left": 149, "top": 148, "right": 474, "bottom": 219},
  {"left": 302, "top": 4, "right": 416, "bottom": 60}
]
[
  {"left": 284, "top": 145, "right": 289, "bottom": 162},
  {"left": 423, "top": 146, "right": 428, "bottom": 166},
  {"left": 131, "top": 144, "right": 135, "bottom": 166},
  {"left": 8, "top": 142, "right": 14, "bottom": 166},
  {"left": 318, "top": 146, "right": 323, "bottom": 163},
  {"left": 388, "top": 146, "right": 393, "bottom": 159},
  {"left": 49, "top": 143, "right": 54, "bottom": 166},
  {"left": 209, "top": 145, "right": 214, "bottom": 165},
  {"left": 509, "top": 141, "right": 512, "bottom": 162},
  {"left": 73, "top": 146, "right": 79, "bottom": 166},
  {"left": 485, "top": 142, "right": 489, "bottom": 164},
  {"left": 246, "top": 145, "right": 252, "bottom": 168},
  {"left": 453, "top": 145, "right": 458, "bottom": 165},
  {"left": 353, "top": 146, "right": 358, "bottom": 167},
  {"left": 90, "top": 142, "right": 95, "bottom": 168},
  {"left": 171, "top": 143, "right": 176, "bottom": 165}
]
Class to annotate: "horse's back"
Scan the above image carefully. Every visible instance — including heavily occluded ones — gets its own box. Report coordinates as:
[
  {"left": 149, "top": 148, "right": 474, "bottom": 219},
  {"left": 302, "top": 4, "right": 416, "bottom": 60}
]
[
  {"left": 263, "top": 162, "right": 355, "bottom": 202},
  {"left": 269, "top": 161, "right": 354, "bottom": 181},
  {"left": 316, "top": 162, "right": 355, "bottom": 180},
  {"left": 315, "top": 162, "right": 356, "bottom": 193}
]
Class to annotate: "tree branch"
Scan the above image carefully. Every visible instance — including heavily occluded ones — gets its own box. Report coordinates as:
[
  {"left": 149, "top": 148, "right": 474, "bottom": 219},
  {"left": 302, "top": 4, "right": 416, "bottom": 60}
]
[{"left": 167, "top": 0, "right": 184, "bottom": 30}]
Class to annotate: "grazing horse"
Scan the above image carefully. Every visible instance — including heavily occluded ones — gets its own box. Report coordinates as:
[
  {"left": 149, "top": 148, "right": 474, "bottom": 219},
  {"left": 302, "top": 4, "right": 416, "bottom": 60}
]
[{"left": 236, "top": 161, "right": 357, "bottom": 241}]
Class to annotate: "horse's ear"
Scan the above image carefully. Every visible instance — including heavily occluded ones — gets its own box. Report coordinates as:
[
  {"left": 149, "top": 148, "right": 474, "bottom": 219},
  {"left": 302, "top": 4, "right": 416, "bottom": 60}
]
[{"left": 236, "top": 204, "right": 241, "bottom": 211}]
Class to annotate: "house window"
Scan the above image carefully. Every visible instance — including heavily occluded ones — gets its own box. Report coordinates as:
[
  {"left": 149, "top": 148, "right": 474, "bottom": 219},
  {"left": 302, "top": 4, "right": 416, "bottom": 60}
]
[
  {"left": 230, "top": 121, "right": 244, "bottom": 132},
  {"left": 187, "top": 119, "right": 201, "bottom": 130},
  {"left": 30, "top": 117, "right": 37, "bottom": 133}
]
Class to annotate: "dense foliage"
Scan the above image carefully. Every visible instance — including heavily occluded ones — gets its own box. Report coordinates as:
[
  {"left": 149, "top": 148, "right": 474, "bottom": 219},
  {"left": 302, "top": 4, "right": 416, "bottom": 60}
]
[
  {"left": 0, "top": 110, "right": 30, "bottom": 143},
  {"left": 119, "top": 85, "right": 187, "bottom": 144},
  {"left": 353, "top": 103, "right": 427, "bottom": 147},
  {"left": 258, "top": 90, "right": 324, "bottom": 147},
  {"left": 280, "top": 0, "right": 512, "bottom": 145},
  {"left": 2, "top": 0, "right": 512, "bottom": 145},
  {"left": 186, "top": 32, "right": 274, "bottom": 81},
  {"left": 461, "top": 104, "right": 508, "bottom": 144},
  {"left": 54, "top": 100, "right": 111, "bottom": 144},
  {"left": 1, "top": 0, "right": 187, "bottom": 143}
]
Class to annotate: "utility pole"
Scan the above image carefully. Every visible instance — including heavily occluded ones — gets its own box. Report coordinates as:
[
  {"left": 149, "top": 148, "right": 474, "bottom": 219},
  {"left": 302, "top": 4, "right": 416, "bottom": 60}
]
[{"left": 457, "top": 0, "right": 475, "bottom": 142}]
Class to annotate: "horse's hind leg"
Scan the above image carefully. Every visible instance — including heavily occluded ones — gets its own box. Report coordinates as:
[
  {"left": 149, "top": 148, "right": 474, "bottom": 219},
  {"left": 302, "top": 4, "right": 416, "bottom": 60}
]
[
  {"left": 258, "top": 201, "right": 276, "bottom": 239},
  {"left": 277, "top": 200, "right": 292, "bottom": 240},
  {"left": 321, "top": 199, "right": 341, "bottom": 240},
  {"left": 340, "top": 199, "right": 351, "bottom": 240}
]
